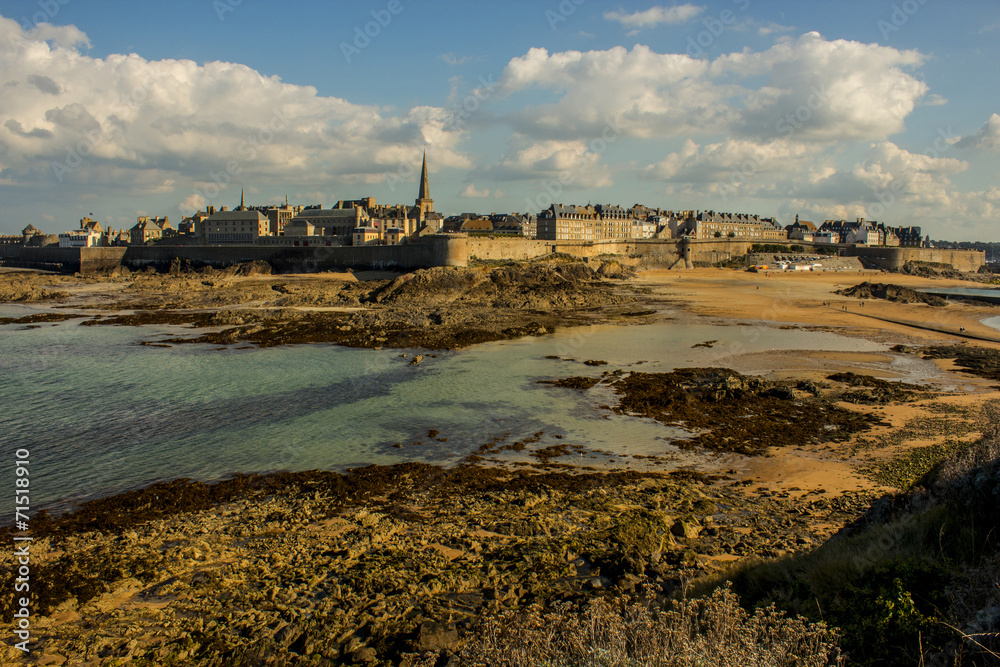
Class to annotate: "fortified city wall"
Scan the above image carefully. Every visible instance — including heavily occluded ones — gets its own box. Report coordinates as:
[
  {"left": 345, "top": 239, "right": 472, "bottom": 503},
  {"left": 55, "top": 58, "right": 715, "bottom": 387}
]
[
  {"left": 0, "top": 236, "right": 984, "bottom": 274},
  {"left": 0, "top": 236, "right": 465, "bottom": 273},
  {"left": 842, "top": 246, "right": 986, "bottom": 272}
]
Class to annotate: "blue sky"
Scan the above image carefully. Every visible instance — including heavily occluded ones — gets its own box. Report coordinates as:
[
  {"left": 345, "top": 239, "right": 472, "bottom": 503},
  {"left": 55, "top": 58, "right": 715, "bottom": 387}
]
[{"left": 0, "top": 0, "right": 998, "bottom": 239}]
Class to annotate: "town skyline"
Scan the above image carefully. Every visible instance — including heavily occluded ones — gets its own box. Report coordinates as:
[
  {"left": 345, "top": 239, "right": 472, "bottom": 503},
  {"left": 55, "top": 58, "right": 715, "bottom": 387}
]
[{"left": 0, "top": 1, "right": 998, "bottom": 240}]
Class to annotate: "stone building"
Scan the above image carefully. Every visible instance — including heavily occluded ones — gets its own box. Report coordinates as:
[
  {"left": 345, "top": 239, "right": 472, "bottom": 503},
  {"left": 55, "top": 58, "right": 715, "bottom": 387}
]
[
  {"left": 21, "top": 225, "right": 58, "bottom": 247},
  {"left": 443, "top": 213, "right": 478, "bottom": 233},
  {"left": 786, "top": 216, "right": 817, "bottom": 241},
  {"left": 678, "top": 211, "right": 786, "bottom": 241},
  {"left": 351, "top": 226, "right": 381, "bottom": 246},
  {"left": 265, "top": 200, "right": 298, "bottom": 236},
  {"left": 22, "top": 225, "right": 40, "bottom": 244},
  {"left": 817, "top": 219, "right": 926, "bottom": 247},
  {"left": 894, "top": 226, "right": 923, "bottom": 247},
  {"left": 180, "top": 208, "right": 215, "bottom": 237},
  {"left": 457, "top": 218, "right": 494, "bottom": 233},
  {"left": 536, "top": 204, "right": 600, "bottom": 241},
  {"left": 267, "top": 152, "right": 437, "bottom": 246},
  {"left": 58, "top": 229, "right": 102, "bottom": 247},
  {"left": 130, "top": 218, "right": 165, "bottom": 245},
  {"left": 286, "top": 207, "right": 369, "bottom": 245},
  {"left": 595, "top": 204, "right": 633, "bottom": 240},
  {"left": 490, "top": 213, "right": 531, "bottom": 236},
  {"left": 201, "top": 195, "right": 271, "bottom": 244}
]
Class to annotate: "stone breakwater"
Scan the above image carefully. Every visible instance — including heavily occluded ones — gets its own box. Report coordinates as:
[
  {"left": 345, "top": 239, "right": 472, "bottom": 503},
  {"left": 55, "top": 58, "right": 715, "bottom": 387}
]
[{"left": 1, "top": 465, "right": 875, "bottom": 665}]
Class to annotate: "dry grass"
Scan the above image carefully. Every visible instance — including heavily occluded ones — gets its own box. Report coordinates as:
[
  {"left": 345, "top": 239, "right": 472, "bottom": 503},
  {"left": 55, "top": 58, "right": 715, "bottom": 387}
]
[{"left": 447, "top": 585, "right": 841, "bottom": 667}]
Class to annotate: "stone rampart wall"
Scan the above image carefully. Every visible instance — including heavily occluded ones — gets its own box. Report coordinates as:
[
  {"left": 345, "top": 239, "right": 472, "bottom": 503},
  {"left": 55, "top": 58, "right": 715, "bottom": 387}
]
[{"left": 844, "top": 246, "right": 985, "bottom": 272}]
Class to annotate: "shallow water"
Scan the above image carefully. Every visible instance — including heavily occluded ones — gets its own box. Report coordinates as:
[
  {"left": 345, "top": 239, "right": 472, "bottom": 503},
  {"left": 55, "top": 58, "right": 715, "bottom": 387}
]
[
  {"left": 919, "top": 287, "right": 1000, "bottom": 302},
  {"left": 982, "top": 315, "right": 1000, "bottom": 332},
  {"left": 0, "top": 310, "right": 921, "bottom": 508}
]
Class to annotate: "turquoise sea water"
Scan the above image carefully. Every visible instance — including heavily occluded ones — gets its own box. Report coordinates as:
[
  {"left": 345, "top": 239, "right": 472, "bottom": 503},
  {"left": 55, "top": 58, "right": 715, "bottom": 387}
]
[{"left": 1, "top": 307, "right": 892, "bottom": 509}]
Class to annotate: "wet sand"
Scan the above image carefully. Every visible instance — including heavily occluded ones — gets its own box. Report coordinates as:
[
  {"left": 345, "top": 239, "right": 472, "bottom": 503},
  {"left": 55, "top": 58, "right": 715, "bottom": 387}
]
[
  {"left": 631, "top": 268, "right": 1000, "bottom": 498},
  {"left": 639, "top": 268, "right": 1000, "bottom": 345}
]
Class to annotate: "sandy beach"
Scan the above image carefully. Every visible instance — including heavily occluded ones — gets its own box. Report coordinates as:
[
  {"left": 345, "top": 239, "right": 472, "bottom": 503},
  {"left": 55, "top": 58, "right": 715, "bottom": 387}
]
[{"left": 639, "top": 268, "right": 1000, "bottom": 344}]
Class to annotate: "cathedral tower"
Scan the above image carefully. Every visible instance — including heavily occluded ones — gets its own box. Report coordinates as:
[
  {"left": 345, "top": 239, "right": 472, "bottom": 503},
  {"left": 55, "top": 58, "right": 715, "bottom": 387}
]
[{"left": 415, "top": 150, "right": 434, "bottom": 223}]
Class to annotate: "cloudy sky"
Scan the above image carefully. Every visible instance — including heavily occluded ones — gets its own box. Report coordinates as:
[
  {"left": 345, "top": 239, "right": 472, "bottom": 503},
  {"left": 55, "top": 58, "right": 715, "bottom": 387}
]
[{"left": 0, "top": 0, "right": 998, "bottom": 240}]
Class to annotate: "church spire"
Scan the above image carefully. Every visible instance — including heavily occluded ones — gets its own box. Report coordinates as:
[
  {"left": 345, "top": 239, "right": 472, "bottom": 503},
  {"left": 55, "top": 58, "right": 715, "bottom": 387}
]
[
  {"left": 414, "top": 149, "right": 434, "bottom": 227},
  {"left": 240, "top": 187, "right": 245, "bottom": 210},
  {"left": 418, "top": 150, "right": 430, "bottom": 201}
]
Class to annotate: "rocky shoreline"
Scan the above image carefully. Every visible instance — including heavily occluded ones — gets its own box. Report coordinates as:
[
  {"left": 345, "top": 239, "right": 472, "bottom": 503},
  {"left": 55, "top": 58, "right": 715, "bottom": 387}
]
[
  {"left": 4, "top": 264, "right": 1000, "bottom": 664},
  {"left": 4, "top": 361, "right": 995, "bottom": 664},
  {"left": 2, "top": 464, "right": 878, "bottom": 665},
  {"left": 540, "top": 367, "right": 927, "bottom": 456},
  {"left": 1, "top": 260, "right": 647, "bottom": 350}
]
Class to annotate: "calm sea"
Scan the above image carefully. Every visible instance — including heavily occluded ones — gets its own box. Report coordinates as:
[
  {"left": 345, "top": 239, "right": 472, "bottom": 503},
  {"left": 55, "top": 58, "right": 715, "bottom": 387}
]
[{"left": 2, "top": 306, "right": 898, "bottom": 510}]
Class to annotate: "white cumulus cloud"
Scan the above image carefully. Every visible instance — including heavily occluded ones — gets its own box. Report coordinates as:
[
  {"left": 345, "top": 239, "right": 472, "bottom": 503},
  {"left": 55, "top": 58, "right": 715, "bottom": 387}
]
[
  {"left": 604, "top": 5, "right": 704, "bottom": 29},
  {"left": 0, "top": 14, "right": 472, "bottom": 212},
  {"left": 956, "top": 114, "right": 1000, "bottom": 151},
  {"left": 643, "top": 138, "right": 818, "bottom": 183},
  {"left": 484, "top": 136, "right": 613, "bottom": 189},
  {"left": 460, "top": 183, "right": 491, "bottom": 198},
  {"left": 496, "top": 35, "right": 930, "bottom": 143}
]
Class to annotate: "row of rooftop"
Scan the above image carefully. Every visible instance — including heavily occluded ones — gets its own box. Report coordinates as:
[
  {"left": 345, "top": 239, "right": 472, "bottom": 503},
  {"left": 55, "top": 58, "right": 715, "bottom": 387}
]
[
  {"left": 6, "top": 205, "right": 930, "bottom": 251},
  {"left": 1, "top": 153, "right": 930, "bottom": 249}
]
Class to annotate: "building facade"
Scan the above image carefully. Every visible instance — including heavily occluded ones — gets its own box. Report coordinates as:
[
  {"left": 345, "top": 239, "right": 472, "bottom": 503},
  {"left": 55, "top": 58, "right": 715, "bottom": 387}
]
[
  {"left": 58, "top": 229, "right": 102, "bottom": 247},
  {"left": 201, "top": 209, "right": 270, "bottom": 244},
  {"left": 678, "top": 211, "right": 786, "bottom": 241},
  {"left": 286, "top": 207, "right": 368, "bottom": 245},
  {"left": 536, "top": 205, "right": 600, "bottom": 241}
]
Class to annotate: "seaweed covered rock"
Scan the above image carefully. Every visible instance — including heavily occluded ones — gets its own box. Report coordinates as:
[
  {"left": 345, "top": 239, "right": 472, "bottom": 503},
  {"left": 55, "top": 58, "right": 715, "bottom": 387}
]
[
  {"left": 837, "top": 282, "right": 946, "bottom": 306},
  {"left": 543, "top": 368, "right": 881, "bottom": 455}
]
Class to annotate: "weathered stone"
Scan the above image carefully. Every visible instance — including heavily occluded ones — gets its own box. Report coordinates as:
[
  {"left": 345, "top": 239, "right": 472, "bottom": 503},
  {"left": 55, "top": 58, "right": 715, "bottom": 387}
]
[
  {"left": 351, "top": 646, "right": 378, "bottom": 663},
  {"left": 671, "top": 519, "right": 701, "bottom": 540},
  {"left": 416, "top": 620, "right": 461, "bottom": 652}
]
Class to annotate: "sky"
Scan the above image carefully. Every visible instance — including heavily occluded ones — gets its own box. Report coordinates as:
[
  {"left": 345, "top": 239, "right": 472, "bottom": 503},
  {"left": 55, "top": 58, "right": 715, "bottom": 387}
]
[{"left": 0, "top": 0, "right": 998, "bottom": 241}]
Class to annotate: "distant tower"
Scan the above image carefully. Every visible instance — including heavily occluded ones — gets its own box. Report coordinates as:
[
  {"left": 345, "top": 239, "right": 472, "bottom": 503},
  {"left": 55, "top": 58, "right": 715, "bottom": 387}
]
[
  {"left": 415, "top": 150, "right": 434, "bottom": 224},
  {"left": 239, "top": 188, "right": 246, "bottom": 211}
]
